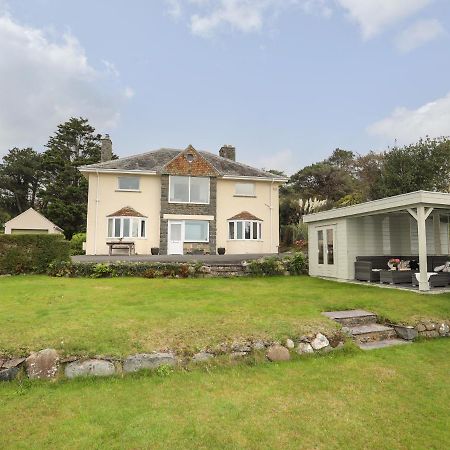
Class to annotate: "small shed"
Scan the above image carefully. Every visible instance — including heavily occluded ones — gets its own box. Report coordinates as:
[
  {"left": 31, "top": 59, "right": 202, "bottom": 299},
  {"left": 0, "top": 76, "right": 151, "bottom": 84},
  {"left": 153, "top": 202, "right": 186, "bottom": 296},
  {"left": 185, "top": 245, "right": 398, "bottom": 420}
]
[
  {"left": 303, "top": 191, "right": 450, "bottom": 291},
  {"left": 4, "top": 208, "right": 63, "bottom": 235}
]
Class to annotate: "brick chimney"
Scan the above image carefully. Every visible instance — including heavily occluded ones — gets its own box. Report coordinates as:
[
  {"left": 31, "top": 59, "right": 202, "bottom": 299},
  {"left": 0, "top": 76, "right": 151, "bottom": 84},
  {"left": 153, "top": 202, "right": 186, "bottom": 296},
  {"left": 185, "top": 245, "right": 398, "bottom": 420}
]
[
  {"left": 219, "top": 144, "right": 236, "bottom": 161},
  {"left": 100, "top": 134, "right": 112, "bottom": 162}
]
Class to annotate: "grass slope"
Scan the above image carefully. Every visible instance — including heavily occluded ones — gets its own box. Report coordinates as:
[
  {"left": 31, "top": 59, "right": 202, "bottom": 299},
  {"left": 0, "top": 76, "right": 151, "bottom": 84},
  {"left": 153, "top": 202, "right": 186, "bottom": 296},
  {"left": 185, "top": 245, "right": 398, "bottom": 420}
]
[
  {"left": 1, "top": 341, "right": 449, "bottom": 449},
  {"left": 1, "top": 275, "right": 449, "bottom": 356}
]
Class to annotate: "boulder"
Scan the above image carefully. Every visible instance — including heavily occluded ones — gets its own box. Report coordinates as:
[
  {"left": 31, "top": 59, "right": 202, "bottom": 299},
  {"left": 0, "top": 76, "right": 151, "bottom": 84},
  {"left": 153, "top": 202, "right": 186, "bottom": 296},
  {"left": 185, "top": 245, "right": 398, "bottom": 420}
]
[
  {"left": 266, "top": 345, "right": 290, "bottom": 362},
  {"left": 2, "top": 357, "right": 26, "bottom": 369},
  {"left": 231, "top": 342, "right": 251, "bottom": 352},
  {"left": 0, "top": 367, "right": 20, "bottom": 382},
  {"left": 192, "top": 352, "right": 214, "bottom": 363},
  {"left": 123, "top": 353, "right": 176, "bottom": 373},
  {"left": 65, "top": 359, "right": 116, "bottom": 379},
  {"left": 311, "top": 333, "right": 330, "bottom": 351},
  {"left": 296, "top": 343, "right": 314, "bottom": 354},
  {"left": 26, "top": 349, "right": 59, "bottom": 380},
  {"left": 425, "top": 322, "right": 436, "bottom": 331},
  {"left": 438, "top": 323, "right": 449, "bottom": 336},
  {"left": 394, "top": 325, "right": 418, "bottom": 341},
  {"left": 252, "top": 341, "right": 266, "bottom": 351},
  {"left": 285, "top": 339, "right": 295, "bottom": 349},
  {"left": 416, "top": 323, "right": 426, "bottom": 332}
]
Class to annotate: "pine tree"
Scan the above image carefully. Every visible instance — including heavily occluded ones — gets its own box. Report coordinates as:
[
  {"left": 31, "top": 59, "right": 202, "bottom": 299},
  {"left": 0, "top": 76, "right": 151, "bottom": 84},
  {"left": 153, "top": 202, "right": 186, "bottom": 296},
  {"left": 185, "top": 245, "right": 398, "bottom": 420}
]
[{"left": 40, "top": 117, "right": 101, "bottom": 238}]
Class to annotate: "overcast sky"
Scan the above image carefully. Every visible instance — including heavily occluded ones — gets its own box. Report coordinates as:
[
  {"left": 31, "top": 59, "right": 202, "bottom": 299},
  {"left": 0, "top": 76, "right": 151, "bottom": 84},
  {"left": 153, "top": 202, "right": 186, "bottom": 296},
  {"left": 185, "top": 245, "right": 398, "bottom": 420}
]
[{"left": 0, "top": 0, "right": 449, "bottom": 173}]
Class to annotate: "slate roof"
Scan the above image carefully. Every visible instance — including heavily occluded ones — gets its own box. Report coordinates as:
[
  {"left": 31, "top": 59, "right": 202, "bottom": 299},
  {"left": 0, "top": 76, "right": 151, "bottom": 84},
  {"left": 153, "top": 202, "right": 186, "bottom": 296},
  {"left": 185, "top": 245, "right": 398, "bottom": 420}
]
[
  {"left": 79, "top": 148, "right": 286, "bottom": 180},
  {"left": 107, "top": 206, "right": 147, "bottom": 218},
  {"left": 228, "top": 211, "right": 263, "bottom": 221}
]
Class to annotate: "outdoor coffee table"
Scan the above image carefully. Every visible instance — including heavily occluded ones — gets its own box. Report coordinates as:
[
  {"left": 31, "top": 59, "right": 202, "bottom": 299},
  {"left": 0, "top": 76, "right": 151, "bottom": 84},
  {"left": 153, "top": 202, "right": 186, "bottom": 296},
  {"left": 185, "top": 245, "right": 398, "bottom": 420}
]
[{"left": 380, "top": 269, "right": 414, "bottom": 285}]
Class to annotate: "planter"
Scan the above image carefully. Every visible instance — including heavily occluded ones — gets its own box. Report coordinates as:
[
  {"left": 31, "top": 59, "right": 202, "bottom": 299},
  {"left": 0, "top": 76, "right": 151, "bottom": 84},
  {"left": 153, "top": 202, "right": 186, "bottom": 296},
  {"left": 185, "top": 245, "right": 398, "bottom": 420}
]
[
  {"left": 151, "top": 247, "right": 159, "bottom": 255},
  {"left": 217, "top": 247, "right": 226, "bottom": 255}
]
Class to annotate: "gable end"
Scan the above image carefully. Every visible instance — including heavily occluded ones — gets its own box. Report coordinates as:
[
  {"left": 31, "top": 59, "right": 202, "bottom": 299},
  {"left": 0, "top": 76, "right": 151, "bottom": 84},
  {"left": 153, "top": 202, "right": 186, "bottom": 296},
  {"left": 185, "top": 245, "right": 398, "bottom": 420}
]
[{"left": 162, "top": 145, "right": 218, "bottom": 177}]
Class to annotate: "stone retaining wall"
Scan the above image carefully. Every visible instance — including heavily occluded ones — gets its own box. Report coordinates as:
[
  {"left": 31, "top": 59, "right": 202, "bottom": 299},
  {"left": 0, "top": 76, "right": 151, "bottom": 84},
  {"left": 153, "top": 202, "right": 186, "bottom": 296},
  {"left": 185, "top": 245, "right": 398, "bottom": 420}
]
[
  {"left": 1, "top": 331, "right": 345, "bottom": 382},
  {"left": 2, "top": 323, "right": 448, "bottom": 383}
]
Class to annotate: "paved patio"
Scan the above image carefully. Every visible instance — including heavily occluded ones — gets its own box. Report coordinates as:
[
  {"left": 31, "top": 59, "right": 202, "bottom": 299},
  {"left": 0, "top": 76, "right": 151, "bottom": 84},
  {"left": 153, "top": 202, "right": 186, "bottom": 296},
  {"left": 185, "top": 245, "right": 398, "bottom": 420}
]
[{"left": 72, "top": 253, "right": 279, "bottom": 264}]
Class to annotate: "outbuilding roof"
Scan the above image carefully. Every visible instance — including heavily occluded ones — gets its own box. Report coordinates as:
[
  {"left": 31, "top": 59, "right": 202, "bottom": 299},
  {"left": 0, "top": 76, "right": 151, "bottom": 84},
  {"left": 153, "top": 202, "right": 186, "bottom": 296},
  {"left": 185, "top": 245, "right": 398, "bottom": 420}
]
[
  {"left": 79, "top": 147, "right": 287, "bottom": 181},
  {"left": 303, "top": 191, "right": 450, "bottom": 223}
]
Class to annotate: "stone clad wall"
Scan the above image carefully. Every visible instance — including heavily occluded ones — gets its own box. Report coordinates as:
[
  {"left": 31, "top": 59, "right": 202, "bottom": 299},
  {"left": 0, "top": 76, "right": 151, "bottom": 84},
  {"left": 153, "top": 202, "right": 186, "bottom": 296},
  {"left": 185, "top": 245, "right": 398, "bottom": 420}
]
[{"left": 159, "top": 175, "right": 217, "bottom": 254}]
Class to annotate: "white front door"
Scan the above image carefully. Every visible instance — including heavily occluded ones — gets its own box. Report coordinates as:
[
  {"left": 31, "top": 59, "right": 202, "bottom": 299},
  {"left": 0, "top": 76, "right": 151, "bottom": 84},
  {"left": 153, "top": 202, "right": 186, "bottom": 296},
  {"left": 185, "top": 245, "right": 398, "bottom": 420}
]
[{"left": 168, "top": 221, "right": 183, "bottom": 255}]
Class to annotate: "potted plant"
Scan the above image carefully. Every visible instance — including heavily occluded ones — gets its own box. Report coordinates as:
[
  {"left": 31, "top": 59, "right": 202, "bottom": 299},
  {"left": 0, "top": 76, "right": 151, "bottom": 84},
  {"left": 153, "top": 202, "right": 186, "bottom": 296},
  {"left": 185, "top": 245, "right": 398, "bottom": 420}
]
[
  {"left": 218, "top": 247, "right": 226, "bottom": 255},
  {"left": 151, "top": 247, "right": 159, "bottom": 255},
  {"left": 388, "top": 258, "right": 400, "bottom": 270}
]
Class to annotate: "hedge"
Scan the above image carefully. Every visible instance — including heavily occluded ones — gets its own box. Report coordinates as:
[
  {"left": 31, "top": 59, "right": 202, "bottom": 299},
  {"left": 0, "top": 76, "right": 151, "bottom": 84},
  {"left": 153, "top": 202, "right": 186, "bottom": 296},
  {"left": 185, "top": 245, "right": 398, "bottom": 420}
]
[
  {"left": 46, "top": 253, "right": 308, "bottom": 279},
  {"left": 0, "top": 234, "right": 70, "bottom": 275},
  {"left": 47, "top": 261, "right": 204, "bottom": 278}
]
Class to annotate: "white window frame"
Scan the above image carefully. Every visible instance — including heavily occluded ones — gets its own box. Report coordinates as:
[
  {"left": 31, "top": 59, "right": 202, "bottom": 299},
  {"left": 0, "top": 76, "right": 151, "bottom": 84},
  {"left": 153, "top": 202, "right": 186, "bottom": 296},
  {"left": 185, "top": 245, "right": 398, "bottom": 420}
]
[
  {"left": 107, "top": 216, "right": 147, "bottom": 239},
  {"left": 234, "top": 182, "right": 256, "bottom": 197},
  {"left": 184, "top": 220, "right": 210, "bottom": 243},
  {"left": 169, "top": 176, "right": 210, "bottom": 204},
  {"left": 117, "top": 176, "right": 141, "bottom": 192},
  {"left": 228, "top": 220, "right": 262, "bottom": 241}
]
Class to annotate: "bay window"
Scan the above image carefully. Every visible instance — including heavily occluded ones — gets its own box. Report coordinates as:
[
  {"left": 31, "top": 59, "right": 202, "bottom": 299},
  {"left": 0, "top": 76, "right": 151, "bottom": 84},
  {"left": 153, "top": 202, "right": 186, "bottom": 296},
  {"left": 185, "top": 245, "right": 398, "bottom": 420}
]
[
  {"left": 108, "top": 216, "right": 146, "bottom": 239},
  {"left": 228, "top": 220, "right": 262, "bottom": 240},
  {"left": 169, "top": 176, "right": 209, "bottom": 204}
]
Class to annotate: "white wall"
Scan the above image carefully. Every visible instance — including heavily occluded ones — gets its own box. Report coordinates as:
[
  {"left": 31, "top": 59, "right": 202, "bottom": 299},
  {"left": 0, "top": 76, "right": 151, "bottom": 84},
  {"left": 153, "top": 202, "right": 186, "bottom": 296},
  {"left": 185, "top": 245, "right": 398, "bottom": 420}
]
[
  {"left": 85, "top": 173, "right": 161, "bottom": 255},
  {"left": 216, "top": 179, "right": 281, "bottom": 254}
]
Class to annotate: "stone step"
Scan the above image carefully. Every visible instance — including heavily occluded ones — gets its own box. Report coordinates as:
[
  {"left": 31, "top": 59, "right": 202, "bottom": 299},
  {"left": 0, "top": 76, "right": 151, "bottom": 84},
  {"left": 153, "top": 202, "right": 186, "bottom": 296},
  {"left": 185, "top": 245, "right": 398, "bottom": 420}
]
[
  {"left": 358, "top": 339, "right": 413, "bottom": 350},
  {"left": 349, "top": 324, "right": 397, "bottom": 344},
  {"left": 322, "top": 309, "right": 378, "bottom": 327}
]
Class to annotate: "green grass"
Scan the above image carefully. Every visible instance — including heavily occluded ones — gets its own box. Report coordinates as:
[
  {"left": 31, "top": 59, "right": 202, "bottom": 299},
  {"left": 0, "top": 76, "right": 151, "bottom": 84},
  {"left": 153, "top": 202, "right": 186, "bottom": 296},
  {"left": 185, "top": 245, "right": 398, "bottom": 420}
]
[
  {"left": 1, "top": 340, "right": 449, "bottom": 449},
  {"left": 0, "top": 276, "right": 450, "bottom": 355},
  {"left": 0, "top": 275, "right": 449, "bottom": 356}
]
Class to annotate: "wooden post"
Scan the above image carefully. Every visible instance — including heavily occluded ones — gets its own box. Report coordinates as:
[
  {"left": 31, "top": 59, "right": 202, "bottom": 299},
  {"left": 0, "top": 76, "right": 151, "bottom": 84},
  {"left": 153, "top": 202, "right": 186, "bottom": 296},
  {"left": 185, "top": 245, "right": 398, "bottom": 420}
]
[{"left": 417, "top": 206, "right": 429, "bottom": 291}]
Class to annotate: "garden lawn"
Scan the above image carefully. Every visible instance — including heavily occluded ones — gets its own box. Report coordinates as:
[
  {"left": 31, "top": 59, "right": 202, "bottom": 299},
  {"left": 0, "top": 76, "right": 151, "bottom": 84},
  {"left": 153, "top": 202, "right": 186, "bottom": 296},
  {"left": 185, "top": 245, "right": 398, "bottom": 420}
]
[
  {"left": 0, "top": 275, "right": 449, "bottom": 356},
  {"left": 0, "top": 340, "right": 449, "bottom": 449}
]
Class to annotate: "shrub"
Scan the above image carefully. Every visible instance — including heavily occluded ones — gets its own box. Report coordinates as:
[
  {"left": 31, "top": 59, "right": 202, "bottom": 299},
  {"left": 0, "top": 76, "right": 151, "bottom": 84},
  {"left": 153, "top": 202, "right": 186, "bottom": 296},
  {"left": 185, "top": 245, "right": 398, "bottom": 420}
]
[
  {"left": 70, "top": 233, "right": 86, "bottom": 256},
  {"left": 246, "top": 253, "right": 308, "bottom": 277},
  {"left": 0, "top": 234, "right": 70, "bottom": 275},
  {"left": 285, "top": 252, "right": 308, "bottom": 275},
  {"left": 247, "top": 257, "right": 285, "bottom": 276}
]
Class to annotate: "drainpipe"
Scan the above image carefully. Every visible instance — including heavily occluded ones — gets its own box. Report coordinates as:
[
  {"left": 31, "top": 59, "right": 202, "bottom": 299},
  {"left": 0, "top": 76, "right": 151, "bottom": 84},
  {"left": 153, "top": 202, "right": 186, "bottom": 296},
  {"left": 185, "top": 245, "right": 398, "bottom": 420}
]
[
  {"left": 94, "top": 169, "right": 100, "bottom": 255},
  {"left": 265, "top": 180, "right": 274, "bottom": 253}
]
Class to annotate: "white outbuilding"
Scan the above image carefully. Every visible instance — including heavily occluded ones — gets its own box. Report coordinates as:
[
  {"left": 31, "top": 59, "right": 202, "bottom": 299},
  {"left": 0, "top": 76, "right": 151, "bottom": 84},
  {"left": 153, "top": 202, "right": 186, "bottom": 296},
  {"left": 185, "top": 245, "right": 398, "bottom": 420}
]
[
  {"left": 303, "top": 191, "right": 450, "bottom": 291},
  {"left": 4, "top": 208, "right": 63, "bottom": 235}
]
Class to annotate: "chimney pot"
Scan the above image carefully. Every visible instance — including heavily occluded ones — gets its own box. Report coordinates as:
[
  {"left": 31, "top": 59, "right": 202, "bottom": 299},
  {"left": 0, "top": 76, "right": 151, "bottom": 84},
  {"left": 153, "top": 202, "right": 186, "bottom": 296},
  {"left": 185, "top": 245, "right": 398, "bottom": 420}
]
[
  {"left": 219, "top": 144, "right": 236, "bottom": 161},
  {"left": 101, "top": 134, "right": 112, "bottom": 162}
]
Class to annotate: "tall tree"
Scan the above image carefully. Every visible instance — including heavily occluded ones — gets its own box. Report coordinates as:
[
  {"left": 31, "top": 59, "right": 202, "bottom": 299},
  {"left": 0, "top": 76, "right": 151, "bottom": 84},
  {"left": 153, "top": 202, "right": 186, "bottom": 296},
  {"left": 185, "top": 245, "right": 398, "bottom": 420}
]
[
  {"left": 40, "top": 117, "right": 101, "bottom": 238},
  {"left": 0, "top": 147, "right": 43, "bottom": 215},
  {"left": 374, "top": 137, "right": 450, "bottom": 198}
]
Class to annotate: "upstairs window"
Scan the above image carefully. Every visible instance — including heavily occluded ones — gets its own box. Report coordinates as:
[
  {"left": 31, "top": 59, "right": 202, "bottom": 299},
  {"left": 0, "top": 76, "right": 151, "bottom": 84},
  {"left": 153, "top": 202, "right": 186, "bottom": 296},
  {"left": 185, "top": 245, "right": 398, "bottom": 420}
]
[
  {"left": 118, "top": 176, "right": 140, "bottom": 191},
  {"left": 235, "top": 183, "right": 255, "bottom": 197},
  {"left": 108, "top": 217, "right": 146, "bottom": 239},
  {"left": 169, "top": 176, "right": 210, "bottom": 204}
]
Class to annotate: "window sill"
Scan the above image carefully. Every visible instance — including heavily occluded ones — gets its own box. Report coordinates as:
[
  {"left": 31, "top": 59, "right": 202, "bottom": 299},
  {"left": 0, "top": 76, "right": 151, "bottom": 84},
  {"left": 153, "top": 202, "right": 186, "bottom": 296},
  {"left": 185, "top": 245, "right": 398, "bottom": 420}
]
[
  {"left": 168, "top": 201, "right": 210, "bottom": 205},
  {"left": 115, "top": 189, "right": 141, "bottom": 193},
  {"left": 227, "top": 239, "right": 263, "bottom": 242},
  {"left": 233, "top": 195, "right": 256, "bottom": 198}
]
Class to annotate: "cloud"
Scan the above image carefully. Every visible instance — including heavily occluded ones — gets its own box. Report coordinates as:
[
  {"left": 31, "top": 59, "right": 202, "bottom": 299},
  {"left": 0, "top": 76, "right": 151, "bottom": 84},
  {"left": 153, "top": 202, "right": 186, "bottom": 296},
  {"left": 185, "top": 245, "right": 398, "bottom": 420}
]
[
  {"left": 0, "top": 12, "right": 131, "bottom": 154},
  {"left": 395, "top": 19, "right": 445, "bottom": 52},
  {"left": 336, "top": 0, "right": 432, "bottom": 39},
  {"left": 259, "top": 148, "right": 294, "bottom": 174},
  {"left": 166, "top": 0, "right": 330, "bottom": 38},
  {"left": 367, "top": 93, "right": 450, "bottom": 143}
]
